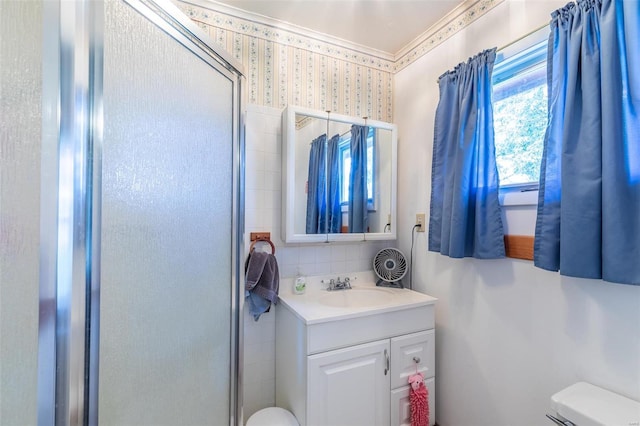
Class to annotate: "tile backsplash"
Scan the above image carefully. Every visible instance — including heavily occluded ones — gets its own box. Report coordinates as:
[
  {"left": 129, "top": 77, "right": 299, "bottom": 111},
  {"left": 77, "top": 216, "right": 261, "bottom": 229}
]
[{"left": 242, "top": 104, "right": 391, "bottom": 420}]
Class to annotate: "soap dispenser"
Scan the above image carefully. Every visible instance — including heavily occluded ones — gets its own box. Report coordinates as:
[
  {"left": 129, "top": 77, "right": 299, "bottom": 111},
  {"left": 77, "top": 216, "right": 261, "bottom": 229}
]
[{"left": 293, "top": 269, "right": 306, "bottom": 295}]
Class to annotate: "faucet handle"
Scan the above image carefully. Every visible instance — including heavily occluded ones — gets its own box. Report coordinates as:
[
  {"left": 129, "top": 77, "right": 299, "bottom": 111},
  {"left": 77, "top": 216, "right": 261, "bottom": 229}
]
[{"left": 322, "top": 278, "right": 337, "bottom": 291}]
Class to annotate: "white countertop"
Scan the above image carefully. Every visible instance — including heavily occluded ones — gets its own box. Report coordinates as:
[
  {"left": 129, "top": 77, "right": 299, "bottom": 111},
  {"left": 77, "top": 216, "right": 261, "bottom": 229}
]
[{"left": 277, "top": 270, "right": 437, "bottom": 325}]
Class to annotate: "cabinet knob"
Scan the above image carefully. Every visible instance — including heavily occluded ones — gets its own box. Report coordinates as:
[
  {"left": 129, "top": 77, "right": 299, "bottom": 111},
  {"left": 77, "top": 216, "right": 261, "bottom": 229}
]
[{"left": 412, "top": 356, "right": 421, "bottom": 364}]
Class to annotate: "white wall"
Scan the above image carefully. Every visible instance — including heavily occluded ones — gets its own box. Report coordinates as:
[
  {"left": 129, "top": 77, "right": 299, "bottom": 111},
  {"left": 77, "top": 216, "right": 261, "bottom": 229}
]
[
  {"left": 394, "top": 1, "right": 640, "bottom": 425},
  {"left": 242, "top": 104, "right": 390, "bottom": 420}
]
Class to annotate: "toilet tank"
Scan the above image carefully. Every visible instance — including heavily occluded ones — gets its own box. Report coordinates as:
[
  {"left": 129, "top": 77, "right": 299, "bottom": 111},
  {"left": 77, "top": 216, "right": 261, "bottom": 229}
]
[{"left": 549, "top": 382, "right": 640, "bottom": 426}]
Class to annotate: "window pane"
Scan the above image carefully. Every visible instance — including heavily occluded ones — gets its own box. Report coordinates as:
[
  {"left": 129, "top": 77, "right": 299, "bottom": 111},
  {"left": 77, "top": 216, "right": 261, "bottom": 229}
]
[
  {"left": 339, "top": 129, "right": 375, "bottom": 205},
  {"left": 493, "top": 62, "right": 547, "bottom": 186},
  {"left": 341, "top": 149, "right": 350, "bottom": 203},
  {"left": 367, "top": 140, "right": 373, "bottom": 202}
]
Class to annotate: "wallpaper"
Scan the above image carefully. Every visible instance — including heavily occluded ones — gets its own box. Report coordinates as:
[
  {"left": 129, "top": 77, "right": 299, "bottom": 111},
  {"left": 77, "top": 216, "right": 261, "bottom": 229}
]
[
  {"left": 177, "top": 1, "right": 394, "bottom": 121},
  {"left": 176, "top": 0, "right": 503, "bottom": 122},
  {"left": 395, "top": 0, "right": 504, "bottom": 72}
]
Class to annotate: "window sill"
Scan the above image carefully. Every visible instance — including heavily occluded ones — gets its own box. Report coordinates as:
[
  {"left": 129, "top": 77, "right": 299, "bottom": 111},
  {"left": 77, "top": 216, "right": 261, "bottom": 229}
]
[
  {"left": 500, "top": 185, "right": 537, "bottom": 260},
  {"left": 504, "top": 235, "right": 534, "bottom": 260},
  {"left": 499, "top": 184, "right": 538, "bottom": 207}
]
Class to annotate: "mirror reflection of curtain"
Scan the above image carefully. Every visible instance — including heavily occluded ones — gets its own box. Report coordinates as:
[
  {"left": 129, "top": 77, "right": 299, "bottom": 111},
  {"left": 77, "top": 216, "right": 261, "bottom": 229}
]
[
  {"left": 327, "top": 134, "right": 341, "bottom": 233},
  {"left": 306, "top": 134, "right": 327, "bottom": 233},
  {"left": 349, "top": 125, "right": 369, "bottom": 233}
]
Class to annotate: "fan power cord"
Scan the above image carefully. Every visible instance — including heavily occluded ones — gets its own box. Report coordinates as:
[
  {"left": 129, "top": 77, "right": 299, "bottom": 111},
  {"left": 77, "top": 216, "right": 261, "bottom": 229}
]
[{"left": 410, "top": 224, "right": 421, "bottom": 291}]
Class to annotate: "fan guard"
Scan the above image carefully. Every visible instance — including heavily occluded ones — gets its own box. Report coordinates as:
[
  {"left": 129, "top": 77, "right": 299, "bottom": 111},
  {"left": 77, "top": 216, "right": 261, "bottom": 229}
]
[{"left": 373, "top": 248, "right": 408, "bottom": 289}]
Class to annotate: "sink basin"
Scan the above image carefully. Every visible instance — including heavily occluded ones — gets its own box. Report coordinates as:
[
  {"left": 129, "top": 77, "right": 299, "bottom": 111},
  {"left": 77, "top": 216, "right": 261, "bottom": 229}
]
[
  {"left": 318, "top": 286, "right": 397, "bottom": 308},
  {"left": 278, "top": 271, "right": 437, "bottom": 325}
]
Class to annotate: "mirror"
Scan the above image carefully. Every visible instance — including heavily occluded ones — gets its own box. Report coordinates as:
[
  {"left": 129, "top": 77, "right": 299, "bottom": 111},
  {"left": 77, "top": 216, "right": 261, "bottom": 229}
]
[{"left": 282, "top": 105, "right": 397, "bottom": 243}]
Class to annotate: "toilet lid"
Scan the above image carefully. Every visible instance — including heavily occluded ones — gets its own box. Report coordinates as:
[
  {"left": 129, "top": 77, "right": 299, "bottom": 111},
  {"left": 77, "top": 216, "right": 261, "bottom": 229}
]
[
  {"left": 246, "top": 407, "right": 299, "bottom": 426},
  {"left": 551, "top": 382, "right": 640, "bottom": 426}
]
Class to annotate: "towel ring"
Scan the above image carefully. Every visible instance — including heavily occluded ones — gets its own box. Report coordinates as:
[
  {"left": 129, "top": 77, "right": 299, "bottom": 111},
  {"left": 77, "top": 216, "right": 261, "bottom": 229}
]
[{"left": 249, "top": 238, "right": 275, "bottom": 255}]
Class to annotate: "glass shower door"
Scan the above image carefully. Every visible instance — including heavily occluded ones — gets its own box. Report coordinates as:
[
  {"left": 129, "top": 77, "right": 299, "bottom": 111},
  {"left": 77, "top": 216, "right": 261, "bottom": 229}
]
[
  {"left": 98, "top": 1, "right": 240, "bottom": 424},
  {"left": 0, "top": 2, "right": 42, "bottom": 424}
]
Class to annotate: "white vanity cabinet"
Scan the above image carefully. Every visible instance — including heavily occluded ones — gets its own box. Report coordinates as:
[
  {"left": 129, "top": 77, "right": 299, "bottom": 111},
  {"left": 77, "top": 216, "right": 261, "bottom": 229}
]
[
  {"left": 275, "top": 282, "right": 437, "bottom": 426},
  {"left": 389, "top": 331, "right": 436, "bottom": 426},
  {"left": 307, "top": 340, "right": 391, "bottom": 426}
]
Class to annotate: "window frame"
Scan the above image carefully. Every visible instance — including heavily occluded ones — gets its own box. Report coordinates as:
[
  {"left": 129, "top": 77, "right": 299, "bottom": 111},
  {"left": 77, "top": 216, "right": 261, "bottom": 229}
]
[{"left": 492, "top": 28, "right": 549, "bottom": 206}]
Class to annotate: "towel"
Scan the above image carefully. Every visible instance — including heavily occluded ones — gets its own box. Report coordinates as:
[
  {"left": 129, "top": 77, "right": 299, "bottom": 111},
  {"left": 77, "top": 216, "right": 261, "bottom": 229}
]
[
  {"left": 408, "top": 372, "right": 429, "bottom": 426},
  {"left": 245, "top": 251, "right": 279, "bottom": 321}
]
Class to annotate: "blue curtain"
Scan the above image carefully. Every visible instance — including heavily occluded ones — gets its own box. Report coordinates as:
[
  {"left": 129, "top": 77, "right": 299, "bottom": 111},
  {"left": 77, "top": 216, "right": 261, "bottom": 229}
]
[
  {"left": 306, "top": 134, "right": 327, "bottom": 234},
  {"left": 534, "top": 0, "right": 640, "bottom": 285},
  {"left": 348, "top": 125, "right": 369, "bottom": 233},
  {"left": 428, "top": 48, "right": 505, "bottom": 259},
  {"left": 327, "top": 134, "right": 342, "bottom": 233}
]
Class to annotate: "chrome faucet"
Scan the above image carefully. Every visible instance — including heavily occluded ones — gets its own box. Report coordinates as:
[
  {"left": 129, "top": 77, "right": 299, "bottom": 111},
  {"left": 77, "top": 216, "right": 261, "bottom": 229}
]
[{"left": 323, "top": 276, "right": 354, "bottom": 291}]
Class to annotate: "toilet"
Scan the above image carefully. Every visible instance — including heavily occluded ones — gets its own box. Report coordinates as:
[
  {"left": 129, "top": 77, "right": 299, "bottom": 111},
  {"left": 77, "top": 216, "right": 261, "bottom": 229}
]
[
  {"left": 548, "top": 382, "right": 640, "bottom": 425},
  {"left": 245, "top": 407, "right": 299, "bottom": 426}
]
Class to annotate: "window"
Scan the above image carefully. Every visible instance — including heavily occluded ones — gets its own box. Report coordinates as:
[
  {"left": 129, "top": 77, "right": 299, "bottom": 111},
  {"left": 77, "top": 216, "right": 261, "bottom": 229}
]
[
  {"left": 339, "top": 127, "right": 375, "bottom": 209},
  {"left": 492, "top": 37, "right": 548, "bottom": 188}
]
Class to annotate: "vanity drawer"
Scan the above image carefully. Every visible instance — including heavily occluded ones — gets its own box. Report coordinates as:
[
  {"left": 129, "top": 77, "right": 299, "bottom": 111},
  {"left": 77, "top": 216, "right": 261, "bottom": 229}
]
[
  {"left": 306, "top": 304, "right": 434, "bottom": 355},
  {"left": 390, "top": 377, "right": 435, "bottom": 426},
  {"left": 390, "top": 330, "right": 435, "bottom": 389}
]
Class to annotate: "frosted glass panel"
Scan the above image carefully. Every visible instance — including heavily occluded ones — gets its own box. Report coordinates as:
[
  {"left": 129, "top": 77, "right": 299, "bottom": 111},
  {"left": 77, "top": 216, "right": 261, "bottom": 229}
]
[
  {"left": 100, "top": 2, "right": 233, "bottom": 424},
  {"left": 0, "top": 1, "right": 42, "bottom": 424}
]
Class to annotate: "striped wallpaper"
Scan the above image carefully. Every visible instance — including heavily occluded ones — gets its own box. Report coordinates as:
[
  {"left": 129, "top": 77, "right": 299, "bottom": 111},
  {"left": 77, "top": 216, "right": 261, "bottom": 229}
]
[{"left": 177, "top": 0, "right": 503, "bottom": 122}]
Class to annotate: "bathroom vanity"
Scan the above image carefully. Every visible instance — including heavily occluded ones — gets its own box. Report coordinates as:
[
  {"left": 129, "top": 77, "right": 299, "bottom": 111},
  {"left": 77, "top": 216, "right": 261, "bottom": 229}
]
[{"left": 275, "top": 272, "right": 437, "bottom": 426}]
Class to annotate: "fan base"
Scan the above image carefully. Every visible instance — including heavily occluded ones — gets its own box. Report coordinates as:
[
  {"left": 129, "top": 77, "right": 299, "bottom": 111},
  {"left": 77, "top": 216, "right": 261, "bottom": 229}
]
[{"left": 376, "top": 279, "right": 404, "bottom": 289}]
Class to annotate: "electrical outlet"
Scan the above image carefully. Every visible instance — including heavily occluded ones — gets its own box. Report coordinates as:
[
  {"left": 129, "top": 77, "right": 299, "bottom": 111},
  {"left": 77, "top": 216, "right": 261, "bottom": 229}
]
[{"left": 416, "top": 213, "right": 426, "bottom": 232}]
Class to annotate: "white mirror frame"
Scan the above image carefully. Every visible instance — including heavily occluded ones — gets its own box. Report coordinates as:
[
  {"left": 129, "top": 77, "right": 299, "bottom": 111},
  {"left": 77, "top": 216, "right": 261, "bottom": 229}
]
[{"left": 281, "top": 105, "right": 397, "bottom": 243}]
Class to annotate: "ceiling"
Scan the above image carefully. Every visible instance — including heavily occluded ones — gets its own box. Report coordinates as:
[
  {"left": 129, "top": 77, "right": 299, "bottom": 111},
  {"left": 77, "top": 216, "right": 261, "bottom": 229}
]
[{"left": 211, "top": 0, "right": 465, "bottom": 55}]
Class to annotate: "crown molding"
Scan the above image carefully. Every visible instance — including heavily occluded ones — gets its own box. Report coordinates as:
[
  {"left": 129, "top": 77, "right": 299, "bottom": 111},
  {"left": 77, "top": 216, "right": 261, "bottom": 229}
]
[
  {"left": 177, "top": 0, "right": 504, "bottom": 73},
  {"left": 394, "top": 0, "right": 505, "bottom": 72},
  {"left": 178, "top": 0, "right": 396, "bottom": 71}
]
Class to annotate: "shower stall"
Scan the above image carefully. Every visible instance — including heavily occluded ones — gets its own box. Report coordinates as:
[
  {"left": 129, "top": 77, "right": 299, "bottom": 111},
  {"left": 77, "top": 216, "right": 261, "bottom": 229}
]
[{"left": 0, "top": 1, "right": 245, "bottom": 425}]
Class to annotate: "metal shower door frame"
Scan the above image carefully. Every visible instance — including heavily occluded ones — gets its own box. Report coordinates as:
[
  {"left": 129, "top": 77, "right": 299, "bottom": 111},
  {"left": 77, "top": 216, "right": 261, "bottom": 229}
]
[{"left": 37, "top": 1, "right": 245, "bottom": 425}]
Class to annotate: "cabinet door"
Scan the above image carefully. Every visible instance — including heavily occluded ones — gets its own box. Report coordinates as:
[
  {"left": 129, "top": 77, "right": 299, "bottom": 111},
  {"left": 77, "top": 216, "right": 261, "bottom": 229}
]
[
  {"left": 390, "top": 330, "right": 435, "bottom": 389},
  {"left": 307, "top": 340, "right": 390, "bottom": 426},
  {"left": 390, "top": 377, "right": 435, "bottom": 426}
]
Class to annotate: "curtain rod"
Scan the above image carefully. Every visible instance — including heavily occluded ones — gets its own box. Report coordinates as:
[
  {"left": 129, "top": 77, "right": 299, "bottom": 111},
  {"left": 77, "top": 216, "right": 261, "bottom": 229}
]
[
  {"left": 436, "top": 22, "right": 549, "bottom": 84},
  {"left": 497, "top": 22, "right": 548, "bottom": 52},
  {"left": 308, "top": 131, "right": 348, "bottom": 144},
  {"left": 309, "top": 127, "right": 364, "bottom": 144}
]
